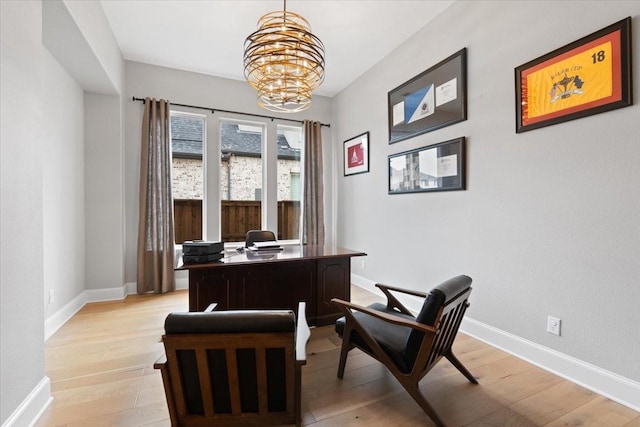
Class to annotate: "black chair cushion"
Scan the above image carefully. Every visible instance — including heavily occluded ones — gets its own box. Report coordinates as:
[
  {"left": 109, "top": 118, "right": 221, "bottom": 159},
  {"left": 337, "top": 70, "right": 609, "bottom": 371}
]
[
  {"left": 165, "top": 310, "right": 295, "bottom": 335},
  {"left": 416, "top": 275, "right": 472, "bottom": 323},
  {"left": 405, "top": 275, "right": 472, "bottom": 369},
  {"left": 336, "top": 303, "right": 416, "bottom": 373}
]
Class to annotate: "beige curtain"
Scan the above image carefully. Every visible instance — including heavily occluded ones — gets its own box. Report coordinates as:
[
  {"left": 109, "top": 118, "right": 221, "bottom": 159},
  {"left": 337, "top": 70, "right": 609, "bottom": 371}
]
[
  {"left": 137, "top": 98, "right": 175, "bottom": 294},
  {"left": 303, "top": 120, "right": 325, "bottom": 246}
]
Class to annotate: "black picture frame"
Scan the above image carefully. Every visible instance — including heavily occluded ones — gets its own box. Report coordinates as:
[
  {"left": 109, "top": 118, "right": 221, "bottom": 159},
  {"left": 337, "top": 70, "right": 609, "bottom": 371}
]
[
  {"left": 515, "top": 17, "right": 632, "bottom": 133},
  {"left": 388, "top": 137, "right": 465, "bottom": 194},
  {"left": 388, "top": 48, "right": 467, "bottom": 144},
  {"left": 343, "top": 131, "right": 370, "bottom": 176}
]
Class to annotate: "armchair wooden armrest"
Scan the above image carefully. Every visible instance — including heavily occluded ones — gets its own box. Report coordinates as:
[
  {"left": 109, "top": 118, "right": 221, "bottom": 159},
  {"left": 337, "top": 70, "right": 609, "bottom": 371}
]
[
  {"left": 374, "top": 283, "right": 428, "bottom": 317},
  {"left": 295, "top": 302, "right": 310, "bottom": 364},
  {"left": 332, "top": 298, "right": 436, "bottom": 334},
  {"left": 376, "top": 283, "right": 429, "bottom": 298},
  {"left": 153, "top": 354, "right": 167, "bottom": 370}
]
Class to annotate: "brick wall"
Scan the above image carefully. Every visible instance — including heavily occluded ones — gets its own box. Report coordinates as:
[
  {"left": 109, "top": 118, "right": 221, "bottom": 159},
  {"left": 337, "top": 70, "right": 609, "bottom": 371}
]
[
  {"left": 172, "top": 158, "right": 203, "bottom": 199},
  {"left": 174, "top": 156, "right": 300, "bottom": 201}
]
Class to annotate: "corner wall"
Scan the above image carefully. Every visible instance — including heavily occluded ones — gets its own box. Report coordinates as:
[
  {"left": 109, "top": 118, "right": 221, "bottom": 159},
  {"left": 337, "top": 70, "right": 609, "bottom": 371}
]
[
  {"left": 333, "top": 0, "right": 639, "bottom": 402},
  {"left": 42, "top": 48, "right": 86, "bottom": 320}
]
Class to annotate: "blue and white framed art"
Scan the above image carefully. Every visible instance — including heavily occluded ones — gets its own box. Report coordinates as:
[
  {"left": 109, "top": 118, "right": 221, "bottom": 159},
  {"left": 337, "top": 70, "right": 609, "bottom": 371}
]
[{"left": 388, "top": 48, "right": 467, "bottom": 144}]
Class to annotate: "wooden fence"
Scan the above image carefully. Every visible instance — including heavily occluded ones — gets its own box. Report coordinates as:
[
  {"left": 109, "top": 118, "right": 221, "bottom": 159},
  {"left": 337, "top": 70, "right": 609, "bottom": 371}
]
[{"left": 174, "top": 199, "right": 300, "bottom": 243}]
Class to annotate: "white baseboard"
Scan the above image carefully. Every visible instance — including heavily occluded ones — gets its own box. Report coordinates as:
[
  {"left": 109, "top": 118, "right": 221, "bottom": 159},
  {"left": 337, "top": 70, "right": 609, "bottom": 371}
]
[
  {"left": 46, "top": 279, "right": 190, "bottom": 341},
  {"left": 44, "top": 285, "right": 127, "bottom": 341},
  {"left": 350, "top": 274, "right": 640, "bottom": 412},
  {"left": 85, "top": 285, "right": 126, "bottom": 302},
  {"left": 461, "top": 317, "right": 640, "bottom": 412},
  {"left": 44, "top": 291, "right": 88, "bottom": 341},
  {"left": 123, "top": 277, "right": 188, "bottom": 295},
  {"left": 1, "top": 376, "right": 52, "bottom": 427}
]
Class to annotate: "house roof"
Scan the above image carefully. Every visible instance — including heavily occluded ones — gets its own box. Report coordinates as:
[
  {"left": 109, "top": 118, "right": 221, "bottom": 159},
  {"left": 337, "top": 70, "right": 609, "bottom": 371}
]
[
  {"left": 171, "top": 115, "right": 203, "bottom": 158},
  {"left": 171, "top": 116, "right": 300, "bottom": 160}
]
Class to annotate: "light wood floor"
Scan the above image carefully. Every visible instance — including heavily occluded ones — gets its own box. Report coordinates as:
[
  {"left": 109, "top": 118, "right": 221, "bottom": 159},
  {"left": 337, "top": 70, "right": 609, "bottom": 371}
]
[{"left": 37, "top": 287, "right": 639, "bottom": 427}]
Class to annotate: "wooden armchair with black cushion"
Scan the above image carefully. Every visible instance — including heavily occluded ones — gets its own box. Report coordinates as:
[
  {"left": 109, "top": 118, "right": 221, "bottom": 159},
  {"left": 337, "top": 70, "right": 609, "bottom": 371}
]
[
  {"left": 155, "top": 302, "right": 310, "bottom": 426},
  {"left": 332, "top": 275, "right": 477, "bottom": 427}
]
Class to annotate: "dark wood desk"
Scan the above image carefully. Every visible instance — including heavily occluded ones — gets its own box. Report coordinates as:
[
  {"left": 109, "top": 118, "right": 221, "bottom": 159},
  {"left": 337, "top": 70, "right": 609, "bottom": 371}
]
[{"left": 177, "top": 245, "right": 366, "bottom": 326}]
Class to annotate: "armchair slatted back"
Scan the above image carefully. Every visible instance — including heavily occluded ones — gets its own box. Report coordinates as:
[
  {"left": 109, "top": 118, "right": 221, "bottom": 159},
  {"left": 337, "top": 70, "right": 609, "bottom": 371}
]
[
  {"left": 405, "top": 275, "right": 472, "bottom": 375},
  {"left": 155, "top": 308, "right": 307, "bottom": 426},
  {"left": 418, "top": 285, "right": 472, "bottom": 376}
]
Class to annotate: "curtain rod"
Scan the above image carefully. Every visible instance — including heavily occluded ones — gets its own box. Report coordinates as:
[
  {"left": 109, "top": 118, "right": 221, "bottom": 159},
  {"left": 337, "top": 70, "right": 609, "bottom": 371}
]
[{"left": 132, "top": 96, "right": 330, "bottom": 128}]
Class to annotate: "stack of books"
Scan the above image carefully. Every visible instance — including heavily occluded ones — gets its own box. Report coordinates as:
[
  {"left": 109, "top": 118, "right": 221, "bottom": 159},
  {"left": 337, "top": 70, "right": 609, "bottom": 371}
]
[{"left": 182, "top": 241, "right": 224, "bottom": 264}]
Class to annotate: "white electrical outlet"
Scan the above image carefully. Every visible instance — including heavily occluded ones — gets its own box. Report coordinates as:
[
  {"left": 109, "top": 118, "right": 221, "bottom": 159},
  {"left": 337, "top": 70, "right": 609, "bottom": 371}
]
[{"left": 547, "top": 315, "right": 561, "bottom": 336}]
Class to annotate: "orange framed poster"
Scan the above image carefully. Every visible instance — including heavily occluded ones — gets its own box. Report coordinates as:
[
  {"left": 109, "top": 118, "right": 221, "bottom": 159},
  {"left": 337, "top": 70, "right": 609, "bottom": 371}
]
[{"left": 515, "top": 17, "right": 632, "bottom": 133}]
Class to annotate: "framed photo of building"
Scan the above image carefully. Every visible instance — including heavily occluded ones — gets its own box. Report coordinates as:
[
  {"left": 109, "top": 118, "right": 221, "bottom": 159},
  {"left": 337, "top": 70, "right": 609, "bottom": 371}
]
[
  {"left": 388, "top": 137, "right": 465, "bottom": 194},
  {"left": 343, "top": 132, "right": 370, "bottom": 176},
  {"left": 515, "top": 17, "right": 632, "bottom": 133},
  {"left": 388, "top": 48, "right": 467, "bottom": 144}
]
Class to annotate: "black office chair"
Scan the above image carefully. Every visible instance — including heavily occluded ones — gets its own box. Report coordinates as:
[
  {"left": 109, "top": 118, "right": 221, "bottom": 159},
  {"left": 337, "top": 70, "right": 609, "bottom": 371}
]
[{"left": 245, "top": 230, "right": 276, "bottom": 247}]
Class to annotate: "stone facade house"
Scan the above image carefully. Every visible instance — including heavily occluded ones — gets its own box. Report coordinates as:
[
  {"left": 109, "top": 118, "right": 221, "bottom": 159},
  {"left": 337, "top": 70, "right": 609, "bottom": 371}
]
[{"left": 170, "top": 116, "right": 301, "bottom": 202}]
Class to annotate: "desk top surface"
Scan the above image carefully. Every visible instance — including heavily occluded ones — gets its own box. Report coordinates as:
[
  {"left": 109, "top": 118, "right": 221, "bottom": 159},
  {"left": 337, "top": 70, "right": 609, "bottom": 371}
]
[{"left": 176, "top": 245, "right": 366, "bottom": 270}]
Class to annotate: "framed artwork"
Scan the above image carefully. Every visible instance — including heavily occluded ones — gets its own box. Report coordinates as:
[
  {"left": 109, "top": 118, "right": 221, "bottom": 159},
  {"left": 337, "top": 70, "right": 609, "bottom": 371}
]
[
  {"left": 388, "top": 48, "right": 467, "bottom": 144},
  {"left": 515, "top": 17, "right": 632, "bottom": 133},
  {"left": 343, "top": 132, "right": 370, "bottom": 176},
  {"left": 388, "top": 137, "right": 465, "bottom": 194}
]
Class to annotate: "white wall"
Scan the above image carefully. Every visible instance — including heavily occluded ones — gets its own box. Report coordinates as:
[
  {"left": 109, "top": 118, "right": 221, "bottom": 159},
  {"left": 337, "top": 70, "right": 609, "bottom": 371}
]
[
  {"left": 334, "top": 0, "right": 640, "bottom": 390},
  {"left": 85, "top": 93, "right": 124, "bottom": 291},
  {"left": 42, "top": 48, "right": 86, "bottom": 317},
  {"left": 0, "top": 1, "right": 49, "bottom": 424},
  {"left": 123, "top": 62, "right": 333, "bottom": 284}
]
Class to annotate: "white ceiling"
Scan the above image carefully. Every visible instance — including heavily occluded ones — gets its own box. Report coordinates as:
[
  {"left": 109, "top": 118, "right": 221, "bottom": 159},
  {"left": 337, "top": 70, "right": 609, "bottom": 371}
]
[{"left": 100, "top": 0, "right": 455, "bottom": 97}]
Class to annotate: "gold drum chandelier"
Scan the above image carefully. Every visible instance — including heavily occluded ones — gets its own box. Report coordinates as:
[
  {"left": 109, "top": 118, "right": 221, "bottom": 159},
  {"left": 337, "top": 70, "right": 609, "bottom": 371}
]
[{"left": 243, "top": 0, "right": 325, "bottom": 113}]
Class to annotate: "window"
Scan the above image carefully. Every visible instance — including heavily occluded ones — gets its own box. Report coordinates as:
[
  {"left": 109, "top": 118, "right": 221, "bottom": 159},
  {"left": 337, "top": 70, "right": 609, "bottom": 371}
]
[
  {"left": 277, "top": 125, "right": 302, "bottom": 241},
  {"left": 170, "top": 111, "right": 205, "bottom": 244},
  {"left": 171, "top": 115, "right": 302, "bottom": 245},
  {"left": 219, "top": 120, "right": 264, "bottom": 242}
]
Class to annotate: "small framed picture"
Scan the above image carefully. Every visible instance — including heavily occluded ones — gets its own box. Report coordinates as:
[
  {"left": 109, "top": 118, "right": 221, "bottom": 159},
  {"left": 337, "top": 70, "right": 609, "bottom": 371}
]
[
  {"left": 388, "top": 137, "right": 465, "bottom": 194},
  {"left": 343, "top": 132, "right": 370, "bottom": 176}
]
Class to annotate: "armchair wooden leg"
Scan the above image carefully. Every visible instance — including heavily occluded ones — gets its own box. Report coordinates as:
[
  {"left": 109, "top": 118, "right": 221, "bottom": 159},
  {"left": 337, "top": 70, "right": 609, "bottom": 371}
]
[
  {"left": 337, "top": 341, "right": 350, "bottom": 379},
  {"left": 295, "top": 366, "right": 302, "bottom": 427},
  {"left": 337, "top": 327, "right": 357, "bottom": 379},
  {"left": 445, "top": 351, "right": 478, "bottom": 384}
]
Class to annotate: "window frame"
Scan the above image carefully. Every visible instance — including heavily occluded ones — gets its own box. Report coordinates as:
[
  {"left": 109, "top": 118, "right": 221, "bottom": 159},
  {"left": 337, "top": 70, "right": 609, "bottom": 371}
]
[
  {"left": 213, "top": 117, "right": 303, "bottom": 246},
  {"left": 169, "top": 109, "right": 207, "bottom": 245}
]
